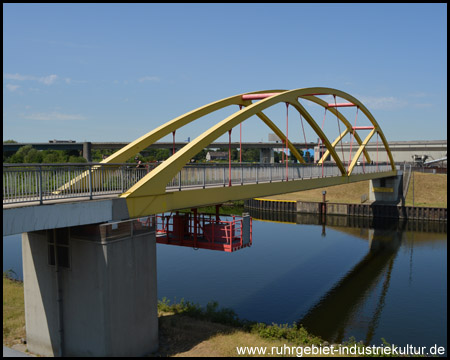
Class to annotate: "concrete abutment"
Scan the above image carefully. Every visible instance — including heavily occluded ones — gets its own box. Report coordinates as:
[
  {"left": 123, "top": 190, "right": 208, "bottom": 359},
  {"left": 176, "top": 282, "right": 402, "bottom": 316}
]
[{"left": 369, "top": 172, "right": 403, "bottom": 203}]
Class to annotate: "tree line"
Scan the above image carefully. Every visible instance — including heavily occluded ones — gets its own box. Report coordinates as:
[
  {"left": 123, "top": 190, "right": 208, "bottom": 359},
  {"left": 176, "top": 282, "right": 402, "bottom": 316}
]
[{"left": 3, "top": 140, "right": 311, "bottom": 164}]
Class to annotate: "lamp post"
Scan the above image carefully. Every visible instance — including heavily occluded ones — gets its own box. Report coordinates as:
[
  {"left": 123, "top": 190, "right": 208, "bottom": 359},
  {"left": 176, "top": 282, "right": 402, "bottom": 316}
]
[
  {"left": 321, "top": 190, "right": 327, "bottom": 233},
  {"left": 322, "top": 190, "right": 327, "bottom": 215}
]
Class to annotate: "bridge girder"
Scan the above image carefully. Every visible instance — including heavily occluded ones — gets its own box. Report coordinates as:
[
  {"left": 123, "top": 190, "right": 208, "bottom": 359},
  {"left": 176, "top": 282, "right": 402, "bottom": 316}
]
[{"left": 124, "top": 170, "right": 397, "bottom": 218}]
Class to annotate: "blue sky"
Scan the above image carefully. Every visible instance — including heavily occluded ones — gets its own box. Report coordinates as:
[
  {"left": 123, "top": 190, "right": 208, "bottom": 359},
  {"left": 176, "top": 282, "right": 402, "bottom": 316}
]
[{"left": 3, "top": 3, "right": 447, "bottom": 145}]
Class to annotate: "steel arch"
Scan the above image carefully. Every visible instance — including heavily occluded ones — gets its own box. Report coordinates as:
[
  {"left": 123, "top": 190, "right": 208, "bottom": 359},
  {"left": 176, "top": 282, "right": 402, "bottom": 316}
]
[
  {"left": 296, "top": 95, "right": 371, "bottom": 165},
  {"left": 100, "top": 89, "right": 304, "bottom": 165},
  {"left": 119, "top": 87, "right": 395, "bottom": 199}
]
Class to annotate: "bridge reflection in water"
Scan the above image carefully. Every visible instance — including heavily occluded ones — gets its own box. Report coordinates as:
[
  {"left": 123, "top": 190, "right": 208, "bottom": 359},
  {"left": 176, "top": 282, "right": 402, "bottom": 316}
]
[{"left": 247, "top": 209, "right": 447, "bottom": 346}]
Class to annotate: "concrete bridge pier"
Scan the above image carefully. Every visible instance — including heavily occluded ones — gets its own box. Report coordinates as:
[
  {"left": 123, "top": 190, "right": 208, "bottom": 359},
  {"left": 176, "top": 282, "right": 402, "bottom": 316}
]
[
  {"left": 22, "top": 219, "right": 158, "bottom": 357},
  {"left": 259, "top": 148, "right": 274, "bottom": 163},
  {"left": 82, "top": 142, "right": 92, "bottom": 162}
]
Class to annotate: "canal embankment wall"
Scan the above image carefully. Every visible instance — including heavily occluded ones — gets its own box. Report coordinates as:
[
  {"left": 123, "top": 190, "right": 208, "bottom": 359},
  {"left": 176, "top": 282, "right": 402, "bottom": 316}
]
[{"left": 245, "top": 198, "right": 447, "bottom": 222}]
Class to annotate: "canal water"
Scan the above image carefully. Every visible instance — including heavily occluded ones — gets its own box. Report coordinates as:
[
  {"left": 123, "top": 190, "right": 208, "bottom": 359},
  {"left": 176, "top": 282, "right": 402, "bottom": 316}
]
[{"left": 3, "top": 212, "right": 447, "bottom": 353}]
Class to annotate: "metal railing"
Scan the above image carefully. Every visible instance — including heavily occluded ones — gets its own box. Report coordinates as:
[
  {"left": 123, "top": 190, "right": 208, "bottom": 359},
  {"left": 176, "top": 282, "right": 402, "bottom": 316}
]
[
  {"left": 3, "top": 162, "right": 397, "bottom": 205},
  {"left": 166, "top": 163, "right": 395, "bottom": 189},
  {"left": 3, "top": 163, "right": 153, "bottom": 205}
]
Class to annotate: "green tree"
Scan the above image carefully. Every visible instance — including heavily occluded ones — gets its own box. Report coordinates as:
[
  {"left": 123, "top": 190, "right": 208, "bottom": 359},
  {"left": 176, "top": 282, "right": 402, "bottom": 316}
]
[
  {"left": 288, "top": 148, "right": 304, "bottom": 163},
  {"left": 91, "top": 149, "right": 115, "bottom": 162},
  {"left": 5, "top": 152, "right": 24, "bottom": 163},
  {"left": 242, "top": 148, "right": 259, "bottom": 162},
  {"left": 5, "top": 145, "right": 33, "bottom": 163},
  {"left": 274, "top": 151, "right": 280, "bottom": 163},
  {"left": 231, "top": 149, "right": 239, "bottom": 161},
  {"left": 24, "top": 148, "right": 43, "bottom": 163},
  {"left": 42, "top": 150, "right": 67, "bottom": 163},
  {"left": 68, "top": 155, "right": 87, "bottom": 163},
  {"left": 42, "top": 152, "right": 60, "bottom": 163},
  {"left": 155, "top": 149, "right": 170, "bottom": 161},
  {"left": 192, "top": 149, "right": 207, "bottom": 162}
]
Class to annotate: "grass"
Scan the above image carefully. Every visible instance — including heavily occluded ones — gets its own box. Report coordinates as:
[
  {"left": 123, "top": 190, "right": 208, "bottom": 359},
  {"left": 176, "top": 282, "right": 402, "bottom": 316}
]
[
  {"left": 263, "top": 172, "right": 447, "bottom": 208},
  {"left": 156, "top": 298, "right": 405, "bottom": 357},
  {"left": 156, "top": 298, "right": 329, "bottom": 357},
  {"left": 158, "top": 313, "right": 314, "bottom": 357},
  {"left": 158, "top": 297, "right": 323, "bottom": 345},
  {"left": 4, "top": 277, "right": 404, "bottom": 357},
  {"left": 404, "top": 172, "right": 447, "bottom": 208},
  {"left": 3, "top": 273, "right": 26, "bottom": 348},
  {"left": 262, "top": 180, "right": 371, "bottom": 204},
  {"left": 2, "top": 277, "right": 352, "bottom": 357}
]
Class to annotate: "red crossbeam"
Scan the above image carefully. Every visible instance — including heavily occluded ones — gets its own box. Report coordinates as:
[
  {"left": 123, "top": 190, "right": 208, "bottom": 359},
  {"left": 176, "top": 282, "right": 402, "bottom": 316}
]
[
  {"left": 242, "top": 93, "right": 282, "bottom": 100},
  {"left": 352, "top": 126, "right": 374, "bottom": 130},
  {"left": 327, "top": 102, "right": 356, "bottom": 108},
  {"left": 299, "top": 93, "right": 328, "bottom": 96}
]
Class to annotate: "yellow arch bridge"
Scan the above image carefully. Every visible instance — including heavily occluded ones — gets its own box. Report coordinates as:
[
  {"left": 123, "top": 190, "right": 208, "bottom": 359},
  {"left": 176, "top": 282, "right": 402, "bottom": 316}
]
[
  {"left": 3, "top": 87, "right": 397, "bottom": 218},
  {"left": 100, "top": 87, "right": 396, "bottom": 218}
]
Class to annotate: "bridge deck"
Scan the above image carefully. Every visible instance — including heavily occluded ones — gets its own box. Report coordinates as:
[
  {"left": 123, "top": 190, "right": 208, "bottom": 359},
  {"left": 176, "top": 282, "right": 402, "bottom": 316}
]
[
  {"left": 3, "top": 163, "right": 398, "bottom": 236},
  {"left": 3, "top": 163, "right": 396, "bottom": 207}
]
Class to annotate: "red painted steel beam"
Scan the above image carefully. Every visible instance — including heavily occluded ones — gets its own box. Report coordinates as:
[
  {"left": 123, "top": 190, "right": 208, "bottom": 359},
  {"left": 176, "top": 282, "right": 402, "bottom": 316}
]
[
  {"left": 352, "top": 126, "right": 375, "bottom": 130},
  {"left": 298, "top": 93, "right": 328, "bottom": 96},
  {"left": 327, "top": 102, "right": 356, "bottom": 108},
  {"left": 241, "top": 93, "right": 283, "bottom": 100}
]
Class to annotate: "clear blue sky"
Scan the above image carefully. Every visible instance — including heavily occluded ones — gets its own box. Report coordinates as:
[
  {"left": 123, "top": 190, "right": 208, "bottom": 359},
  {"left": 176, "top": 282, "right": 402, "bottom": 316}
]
[{"left": 3, "top": 3, "right": 447, "bottom": 145}]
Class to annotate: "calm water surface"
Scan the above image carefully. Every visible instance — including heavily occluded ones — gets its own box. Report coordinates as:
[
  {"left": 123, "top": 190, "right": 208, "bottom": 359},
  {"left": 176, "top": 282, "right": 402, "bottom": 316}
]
[{"left": 3, "top": 212, "right": 447, "bottom": 352}]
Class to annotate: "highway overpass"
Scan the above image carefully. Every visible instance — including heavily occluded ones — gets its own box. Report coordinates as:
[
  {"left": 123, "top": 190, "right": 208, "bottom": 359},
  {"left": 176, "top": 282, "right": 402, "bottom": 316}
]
[{"left": 3, "top": 139, "right": 446, "bottom": 164}]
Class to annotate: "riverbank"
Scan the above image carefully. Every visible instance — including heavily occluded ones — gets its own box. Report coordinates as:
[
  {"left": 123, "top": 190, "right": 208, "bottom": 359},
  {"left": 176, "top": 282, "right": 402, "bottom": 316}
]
[
  {"left": 261, "top": 172, "right": 447, "bottom": 208},
  {"left": 246, "top": 198, "right": 447, "bottom": 221},
  {"left": 249, "top": 172, "right": 447, "bottom": 221},
  {"left": 3, "top": 276, "right": 25, "bottom": 350},
  {"left": 404, "top": 172, "right": 447, "bottom": 207},
  {"left": 4, "top": 276, "right": 394, "bottom": 357}
]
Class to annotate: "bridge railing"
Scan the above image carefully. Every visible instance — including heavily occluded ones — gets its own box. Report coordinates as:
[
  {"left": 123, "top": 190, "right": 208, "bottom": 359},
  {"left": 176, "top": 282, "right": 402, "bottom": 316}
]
[
  {"left": 3, "top": 162, "right": 397, "bottom": 205},
  {"left": 167, "top": 163, "right": 395, "bottom": 189},
  {"left": 2, "top": 163, "right": 154, "bottom": 205}
]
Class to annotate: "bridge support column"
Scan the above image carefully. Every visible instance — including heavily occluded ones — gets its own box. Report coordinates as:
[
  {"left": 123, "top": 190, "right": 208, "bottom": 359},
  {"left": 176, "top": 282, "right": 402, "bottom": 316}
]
[
  {"left": 369, "top": 172, "right": 403, "bottom": 204},
  {"left": 259, "top": 148, "right": 274, "bottom": 163},
  {"left": 82, "top": 141, "right": 92, "bottom": 162},
  {"left": 22, "top": 219, "right": 158, "bottom": 357}
]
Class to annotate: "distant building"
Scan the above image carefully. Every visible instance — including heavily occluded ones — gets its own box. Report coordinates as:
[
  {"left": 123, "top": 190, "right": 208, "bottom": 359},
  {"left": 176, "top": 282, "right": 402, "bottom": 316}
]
[
  {"left": 206, "top": 151, "right": 228, "bottom": 161},
  {"left": 268, "top": 133, "right": 281, "bottom": 143}
]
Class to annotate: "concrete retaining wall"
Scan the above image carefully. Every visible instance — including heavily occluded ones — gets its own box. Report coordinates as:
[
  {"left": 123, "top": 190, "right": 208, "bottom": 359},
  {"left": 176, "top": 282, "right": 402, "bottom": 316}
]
[
  {"left": 249, "top": 208, "right": 448, "bottom": 233},
  {"left": 245, "top": 198, "right": 447, "bottom": 221}
]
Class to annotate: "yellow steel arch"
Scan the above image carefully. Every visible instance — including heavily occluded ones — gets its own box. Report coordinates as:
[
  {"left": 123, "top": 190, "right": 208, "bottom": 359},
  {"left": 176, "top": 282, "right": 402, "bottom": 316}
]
[
  {"left": 100, "top": 92, "right": 253, "bottom": 164},
  {"left": 321, "top": 127, "right": 350, "bottom": 163},
  {"left": 252, "top": 110, "right": 306, "bottom": 164},
  {"left": 121, "top": 87, "right": 394, "bottom": 199},
  {"left": 101, "top": 87, "right": 385, "bottom": 173},
  {"left": 297, "top": 95, "right": 371, "bottom": 165},
  {"left": 285, "top": 98, "right": 346, "bottom": 174},
  {"left": 348, "top": 128, "right": 377, "bottom": 174},
  {"left": 57, "top": 89, "right": 307, "bottom": 194},
  {"left": 301, "top": 89, "right": 394, "bottom": 175},
  {"left": 57, "top": 87, "right": 394, "bottom": 201},
  {"left": 101, "top": 89, "right": 306, "bottom": 164}
]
